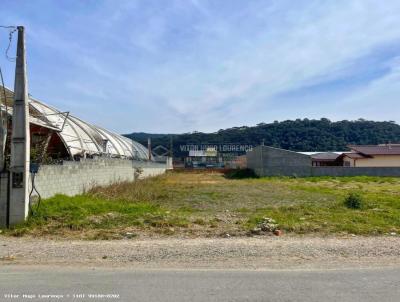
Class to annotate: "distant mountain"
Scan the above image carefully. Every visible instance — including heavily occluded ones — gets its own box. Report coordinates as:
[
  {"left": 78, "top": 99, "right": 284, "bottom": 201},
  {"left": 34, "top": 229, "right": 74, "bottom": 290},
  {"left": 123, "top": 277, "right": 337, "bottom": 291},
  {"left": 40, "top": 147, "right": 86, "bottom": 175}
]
[{"left": 124, "top": 118, "right": 400, "bottom": 156}]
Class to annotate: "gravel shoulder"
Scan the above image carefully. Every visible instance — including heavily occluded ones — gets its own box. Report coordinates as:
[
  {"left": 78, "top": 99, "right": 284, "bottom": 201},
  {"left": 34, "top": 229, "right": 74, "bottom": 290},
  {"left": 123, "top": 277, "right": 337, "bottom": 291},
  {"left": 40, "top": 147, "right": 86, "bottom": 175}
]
[{"left": 1, "top": 235, "right": 400, "bottom": 270}]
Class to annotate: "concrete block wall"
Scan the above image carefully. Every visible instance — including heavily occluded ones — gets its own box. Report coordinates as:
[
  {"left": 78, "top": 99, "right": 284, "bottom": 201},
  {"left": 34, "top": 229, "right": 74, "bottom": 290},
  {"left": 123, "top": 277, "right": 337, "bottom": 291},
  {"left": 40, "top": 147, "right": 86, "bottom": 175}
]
[
  {"left": 254, "top": 166, "right": 312, "bottom": 177},
  {"left": 311, "top": 167, "right": 400, "bottom": 177},
  {"left": 29, "top": 158, "right": 166, "bottom": 199},
  {"left": 251, "top": 165, "right": 400, "bottom": 177},
  {"left": 247, "top": 146, "right": 400, "bottom": 177},
  {"left": 247, "top": 146, "right": 311, "bottom": 176}
]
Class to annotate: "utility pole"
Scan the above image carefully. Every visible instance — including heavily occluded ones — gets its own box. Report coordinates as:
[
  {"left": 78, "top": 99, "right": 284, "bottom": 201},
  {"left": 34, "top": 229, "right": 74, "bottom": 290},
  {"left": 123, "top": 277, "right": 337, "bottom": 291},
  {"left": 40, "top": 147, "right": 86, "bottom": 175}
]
[
  {"left": 8, "top": 26, "right": 30, "bottom": 225},
  {"left": 147, "top": 137, "right": 151, "bottom": 160},
  {"left": 168, "top": 135, "right": 173, "bottom": 169},
  {"left": 169, "top": 135, "right": 173, "bottom": 157}
]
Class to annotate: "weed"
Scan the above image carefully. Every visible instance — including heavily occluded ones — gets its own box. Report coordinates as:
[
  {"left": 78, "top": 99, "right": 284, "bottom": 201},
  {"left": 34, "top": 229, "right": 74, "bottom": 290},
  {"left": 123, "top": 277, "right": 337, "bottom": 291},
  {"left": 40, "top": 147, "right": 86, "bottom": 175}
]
[{"left": 344, "top": 192, "right": 364, "bottom": 209}]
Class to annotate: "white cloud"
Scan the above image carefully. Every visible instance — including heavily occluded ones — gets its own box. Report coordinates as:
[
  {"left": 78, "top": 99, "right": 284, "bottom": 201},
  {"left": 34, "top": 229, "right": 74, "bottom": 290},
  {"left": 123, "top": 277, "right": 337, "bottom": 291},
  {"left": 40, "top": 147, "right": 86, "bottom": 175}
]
[
  {"left": 334, "top": 58, "right": 400, "bottom": 121},
  {"left": 121, "top": 0, "right": 400, "bottom": 131},
  {"left": 2, "top": 0, "right": 400, "bottom": 133}
]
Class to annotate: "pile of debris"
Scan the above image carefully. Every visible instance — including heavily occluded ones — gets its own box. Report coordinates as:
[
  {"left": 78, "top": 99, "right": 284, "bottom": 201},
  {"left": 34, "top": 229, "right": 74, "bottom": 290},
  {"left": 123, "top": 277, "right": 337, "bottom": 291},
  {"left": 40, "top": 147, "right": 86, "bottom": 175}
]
[{"left": 251, "top": 217, "right": 282, "bottom": 236}]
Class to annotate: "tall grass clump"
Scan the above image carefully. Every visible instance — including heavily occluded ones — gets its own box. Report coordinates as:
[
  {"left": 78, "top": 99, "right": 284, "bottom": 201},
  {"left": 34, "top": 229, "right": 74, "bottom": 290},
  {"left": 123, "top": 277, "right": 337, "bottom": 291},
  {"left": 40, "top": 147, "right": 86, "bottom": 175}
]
[
  {"left": 344, "top": 192, "right": 364, "bottom": 209},
  {"left": 224, "top": 168, "right": 259, "bottom": 179}
]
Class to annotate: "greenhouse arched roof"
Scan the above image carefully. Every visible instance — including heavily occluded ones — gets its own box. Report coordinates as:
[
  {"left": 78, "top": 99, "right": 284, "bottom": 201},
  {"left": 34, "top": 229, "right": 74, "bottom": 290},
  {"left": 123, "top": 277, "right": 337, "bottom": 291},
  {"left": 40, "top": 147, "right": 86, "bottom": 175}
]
[{"left": 0, "top": 87, "right": 151, "bottom": 160}]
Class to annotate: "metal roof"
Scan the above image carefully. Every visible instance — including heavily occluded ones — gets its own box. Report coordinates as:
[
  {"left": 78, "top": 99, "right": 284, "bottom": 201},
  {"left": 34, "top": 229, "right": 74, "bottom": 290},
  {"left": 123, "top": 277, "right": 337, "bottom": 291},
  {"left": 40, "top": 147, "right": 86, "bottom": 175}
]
[
  {"left": 310, "top": 152, "right": 341, "bottom": 161},
  {"left": 1, "top": 87, "right": 150, "bottom": 160},
  {"left": 298, "top": 151, "right": 345, "bottom": 156}
]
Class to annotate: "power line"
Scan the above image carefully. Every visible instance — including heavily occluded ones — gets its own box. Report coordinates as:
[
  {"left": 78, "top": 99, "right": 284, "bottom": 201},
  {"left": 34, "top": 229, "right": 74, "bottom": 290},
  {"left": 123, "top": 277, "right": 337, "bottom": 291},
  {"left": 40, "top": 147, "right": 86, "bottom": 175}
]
[
  {"left": 0, "top": 26, "right": 16, "bottom": 170},
  {"left": 0, "top": 25, "right": 17, "bottom": 135},
  {"left": 0, "top": 25, "right": 15, "bottom": 120},
  {"left": 0, "top": 25, "right": 17, "bottom": 61}
]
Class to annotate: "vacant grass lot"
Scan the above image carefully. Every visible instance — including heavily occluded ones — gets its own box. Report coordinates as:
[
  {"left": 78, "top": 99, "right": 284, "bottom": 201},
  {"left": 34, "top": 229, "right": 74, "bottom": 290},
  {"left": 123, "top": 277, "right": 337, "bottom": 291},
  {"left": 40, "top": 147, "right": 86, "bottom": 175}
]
[{"left": 3, "top": 171, "right": 400, "bottom": 239}]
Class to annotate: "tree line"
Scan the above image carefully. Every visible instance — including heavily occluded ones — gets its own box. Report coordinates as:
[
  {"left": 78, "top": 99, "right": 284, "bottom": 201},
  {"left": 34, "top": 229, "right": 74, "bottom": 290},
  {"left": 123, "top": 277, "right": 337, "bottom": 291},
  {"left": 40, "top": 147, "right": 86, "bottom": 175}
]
[{"left": 124, "top": 118, "right": 400, "bottom": 156}]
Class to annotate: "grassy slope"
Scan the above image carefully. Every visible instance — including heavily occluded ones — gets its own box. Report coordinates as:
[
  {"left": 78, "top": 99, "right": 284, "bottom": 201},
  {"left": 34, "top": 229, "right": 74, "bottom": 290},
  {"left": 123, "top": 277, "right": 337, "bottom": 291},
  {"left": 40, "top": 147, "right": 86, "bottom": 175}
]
[{"left": 3, "top": 172, "right": 400, "bottom": 239}]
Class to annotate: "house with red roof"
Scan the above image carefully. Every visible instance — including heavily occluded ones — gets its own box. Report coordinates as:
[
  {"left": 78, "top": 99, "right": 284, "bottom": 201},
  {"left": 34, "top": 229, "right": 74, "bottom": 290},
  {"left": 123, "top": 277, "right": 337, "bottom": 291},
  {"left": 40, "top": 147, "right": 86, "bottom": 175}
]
[{"left": 340, "top": 144, "right": 400, "bottom": 167}]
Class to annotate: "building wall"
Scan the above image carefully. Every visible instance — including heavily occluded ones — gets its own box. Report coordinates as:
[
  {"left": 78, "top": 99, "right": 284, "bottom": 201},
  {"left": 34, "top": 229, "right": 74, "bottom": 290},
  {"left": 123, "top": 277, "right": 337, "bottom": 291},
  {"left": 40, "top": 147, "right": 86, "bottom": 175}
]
[
  {"left": 249, "top": 165, "right": 400, "bottom": 177},
  {"left": 342, "top": 156, "right": 355, "bottom": 167},
  {"left": 352, "top": 155, "right": 400, "bottom": 167},
  {"left": 248, "top": 162, "right": 400, "bottom": 177},
  {"left": 233, "top": 155, "right": 247, "bottom": 169},
  {"left": 247, "top": 146, "right": 400, "bottom": 177},
  {"left": 29, "top": 158, "right": 166, "bottom": 199},
  {"left": 312, "top": 167, "right": 400, "bottom": 177},
  {"left": 247, "top": 146, "right": 311, "bottom": 176}
]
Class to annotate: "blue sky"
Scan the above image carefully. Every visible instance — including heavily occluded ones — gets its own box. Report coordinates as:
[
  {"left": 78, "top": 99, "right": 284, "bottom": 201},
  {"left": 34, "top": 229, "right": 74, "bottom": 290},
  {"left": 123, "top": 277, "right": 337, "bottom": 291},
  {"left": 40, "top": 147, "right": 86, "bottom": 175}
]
[{"left": 1, "top": 0, "right": 400, "bottom": 133}]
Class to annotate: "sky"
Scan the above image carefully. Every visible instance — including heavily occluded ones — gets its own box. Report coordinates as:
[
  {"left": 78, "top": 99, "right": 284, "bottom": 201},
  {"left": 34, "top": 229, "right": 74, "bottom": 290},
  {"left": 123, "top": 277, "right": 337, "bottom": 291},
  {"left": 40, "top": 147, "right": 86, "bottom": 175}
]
[{"left": 0, "top": 0, "right": 400, "bottom": 134}]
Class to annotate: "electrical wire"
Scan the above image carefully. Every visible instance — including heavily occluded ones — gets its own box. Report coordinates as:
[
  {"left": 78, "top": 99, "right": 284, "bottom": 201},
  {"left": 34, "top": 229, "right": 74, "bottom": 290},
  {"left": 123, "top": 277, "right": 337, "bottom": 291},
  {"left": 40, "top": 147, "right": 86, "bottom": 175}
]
[
  {"left": 29, "top": 172, "right": 42, "bottom": 216},
  {"left": 0, "top": 25, "right": 17, "bottom": 226},
  {"left": 0, "top": 25, "right": 17, "bottom": 61},
  {"left": 0, "top": 25, "right": 16, "bottom": 165}
]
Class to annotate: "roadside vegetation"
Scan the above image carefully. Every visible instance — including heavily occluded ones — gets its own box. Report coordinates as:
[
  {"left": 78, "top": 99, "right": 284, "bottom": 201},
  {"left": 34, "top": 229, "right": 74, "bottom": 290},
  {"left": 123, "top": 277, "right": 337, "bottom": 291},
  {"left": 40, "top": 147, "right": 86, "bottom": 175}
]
[{"left": 3, "top": 171, "right": 400, "bottom": 239}]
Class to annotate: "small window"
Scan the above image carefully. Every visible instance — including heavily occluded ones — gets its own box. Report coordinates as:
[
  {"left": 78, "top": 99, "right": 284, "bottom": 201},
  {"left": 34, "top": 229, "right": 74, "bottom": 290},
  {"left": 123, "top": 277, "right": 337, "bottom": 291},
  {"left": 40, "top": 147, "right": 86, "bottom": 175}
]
[{"left": 344, "top": 161, "right": 350, "bottom": 167}]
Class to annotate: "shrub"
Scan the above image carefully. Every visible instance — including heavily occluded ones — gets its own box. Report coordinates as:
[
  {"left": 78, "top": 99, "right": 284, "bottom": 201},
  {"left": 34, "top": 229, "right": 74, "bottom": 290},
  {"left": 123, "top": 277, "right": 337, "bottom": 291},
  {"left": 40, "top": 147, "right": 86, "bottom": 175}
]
[
  {"left": 224, "top": 168, "right": 259, "bottom": 179},
  {"left": 344, "top": 192, "right": 364, "bottom": 209}
]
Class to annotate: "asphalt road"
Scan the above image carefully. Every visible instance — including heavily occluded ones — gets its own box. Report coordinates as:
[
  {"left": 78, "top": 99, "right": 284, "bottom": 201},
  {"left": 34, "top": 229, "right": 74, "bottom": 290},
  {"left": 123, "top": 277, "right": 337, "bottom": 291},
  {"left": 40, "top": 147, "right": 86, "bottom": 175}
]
[{"left": 0, "top": 266, "right": 399, "bottom": 302}]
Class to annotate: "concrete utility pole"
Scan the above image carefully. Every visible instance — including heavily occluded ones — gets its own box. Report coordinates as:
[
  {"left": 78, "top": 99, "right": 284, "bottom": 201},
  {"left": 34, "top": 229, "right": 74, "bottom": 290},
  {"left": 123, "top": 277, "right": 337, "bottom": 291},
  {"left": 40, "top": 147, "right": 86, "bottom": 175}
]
[
  {"left": 147, "top": 137, "right": 152, "bottom": 160},
  {"left": 9, "top": 26, "right": 30, "bottom": 225}
]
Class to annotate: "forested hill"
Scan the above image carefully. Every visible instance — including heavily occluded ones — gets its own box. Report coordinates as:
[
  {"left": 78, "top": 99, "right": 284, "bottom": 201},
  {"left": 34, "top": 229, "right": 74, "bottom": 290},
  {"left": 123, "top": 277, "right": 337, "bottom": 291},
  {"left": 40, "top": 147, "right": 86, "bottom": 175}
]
[{"left": 124, "top": 119, "right": 400, "bottom": 155}]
